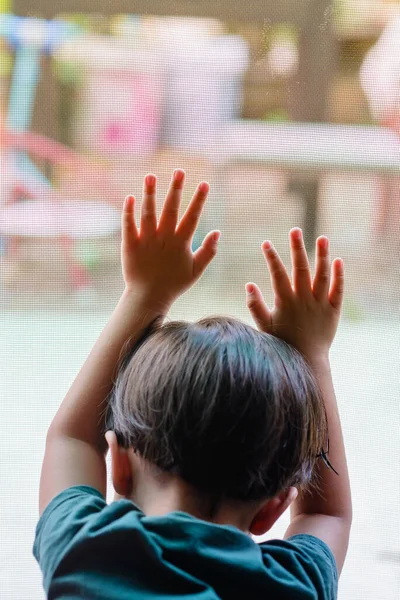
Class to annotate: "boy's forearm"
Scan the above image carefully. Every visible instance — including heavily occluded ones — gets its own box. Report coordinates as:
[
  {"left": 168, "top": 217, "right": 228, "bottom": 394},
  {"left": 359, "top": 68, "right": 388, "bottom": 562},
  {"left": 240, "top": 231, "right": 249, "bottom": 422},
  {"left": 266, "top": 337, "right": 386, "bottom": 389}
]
[
  {"left": 290, "top": 354, "right": 352, "bottom": 522},
  {"left": 49, "top": 288, "right": 170, "bottom": 452}
]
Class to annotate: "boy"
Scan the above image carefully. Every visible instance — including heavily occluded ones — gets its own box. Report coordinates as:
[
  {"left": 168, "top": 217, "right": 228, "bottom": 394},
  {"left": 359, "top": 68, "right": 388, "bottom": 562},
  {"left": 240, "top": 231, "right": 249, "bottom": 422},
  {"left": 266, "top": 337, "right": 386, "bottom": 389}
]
[{"left": 34, "top": 169, "right": 352, "bottom": 598}]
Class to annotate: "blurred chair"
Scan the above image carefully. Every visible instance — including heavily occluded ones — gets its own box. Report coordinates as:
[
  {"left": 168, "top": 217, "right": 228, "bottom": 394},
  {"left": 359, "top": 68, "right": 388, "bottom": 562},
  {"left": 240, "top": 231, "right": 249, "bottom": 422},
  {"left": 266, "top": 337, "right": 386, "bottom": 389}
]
[{"left": 0, "top": 127, "right": 121, "bottom": 290}]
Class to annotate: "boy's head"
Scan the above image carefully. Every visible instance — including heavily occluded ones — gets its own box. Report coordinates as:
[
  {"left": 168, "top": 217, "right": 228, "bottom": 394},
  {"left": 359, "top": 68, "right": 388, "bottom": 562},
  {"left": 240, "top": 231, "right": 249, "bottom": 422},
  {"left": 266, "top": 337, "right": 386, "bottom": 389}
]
[{"left": 105, "top": 316, "right": 328, "bottom": 535}]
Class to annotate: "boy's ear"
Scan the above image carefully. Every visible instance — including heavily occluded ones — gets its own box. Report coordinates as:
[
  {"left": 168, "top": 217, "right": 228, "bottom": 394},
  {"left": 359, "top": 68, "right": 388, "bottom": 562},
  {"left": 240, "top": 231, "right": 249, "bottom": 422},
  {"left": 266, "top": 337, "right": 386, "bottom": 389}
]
[
  {"left": 249, "top": 487, "right": 298, "bottom": 536},
  {"left": 105, "top": 431, "right": 133, "bottom": 498}
]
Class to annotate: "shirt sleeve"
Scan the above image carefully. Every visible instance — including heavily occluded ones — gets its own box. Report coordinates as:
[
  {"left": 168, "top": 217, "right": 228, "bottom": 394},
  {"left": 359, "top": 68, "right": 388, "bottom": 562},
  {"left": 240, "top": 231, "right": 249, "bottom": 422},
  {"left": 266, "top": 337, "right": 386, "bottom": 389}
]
[
  {"left": 33, "top": 485, "right": 106, "bottom": 593},
  {"left": 261, "top": 534, "right": 339, "bottom": 599}
]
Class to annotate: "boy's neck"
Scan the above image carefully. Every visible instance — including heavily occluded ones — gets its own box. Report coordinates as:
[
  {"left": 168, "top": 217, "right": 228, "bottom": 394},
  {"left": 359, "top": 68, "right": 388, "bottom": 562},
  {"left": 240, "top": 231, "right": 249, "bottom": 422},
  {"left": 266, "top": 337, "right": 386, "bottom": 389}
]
[{"left": 126, "top": 463, "right": 256, "bottom": 532}]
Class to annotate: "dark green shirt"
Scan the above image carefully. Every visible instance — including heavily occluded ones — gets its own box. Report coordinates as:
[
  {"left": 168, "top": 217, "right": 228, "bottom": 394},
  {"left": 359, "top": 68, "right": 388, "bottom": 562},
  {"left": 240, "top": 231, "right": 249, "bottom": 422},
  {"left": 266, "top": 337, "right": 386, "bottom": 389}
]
[{"left": 33, "top": 486, "right": 338, "bottom": 599}]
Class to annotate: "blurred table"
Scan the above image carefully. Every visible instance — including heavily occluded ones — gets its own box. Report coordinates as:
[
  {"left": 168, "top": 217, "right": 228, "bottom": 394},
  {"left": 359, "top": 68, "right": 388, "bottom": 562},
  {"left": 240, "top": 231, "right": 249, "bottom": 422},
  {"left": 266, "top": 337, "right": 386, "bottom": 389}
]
[
  {"left": 212, "top": 121, "right": 400, "bottom": 248},
  {"left": 215, "top": 121, "right": 400, "bottom": 174}
]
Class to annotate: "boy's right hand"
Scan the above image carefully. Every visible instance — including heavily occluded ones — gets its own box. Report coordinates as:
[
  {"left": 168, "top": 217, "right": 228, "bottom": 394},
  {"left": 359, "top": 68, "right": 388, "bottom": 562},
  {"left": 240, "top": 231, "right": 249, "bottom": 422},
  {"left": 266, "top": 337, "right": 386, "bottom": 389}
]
[{"left": 246, "top": 228, "right": 344, "bottom": 360}]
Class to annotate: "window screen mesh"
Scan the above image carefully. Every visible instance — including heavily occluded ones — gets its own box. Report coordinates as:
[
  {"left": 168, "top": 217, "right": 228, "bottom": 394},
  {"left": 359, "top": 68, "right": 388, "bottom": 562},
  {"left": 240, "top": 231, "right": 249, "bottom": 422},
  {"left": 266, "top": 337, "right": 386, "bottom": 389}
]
[{"left": 0, "top": 3, "right": 399, "bottom": 599}]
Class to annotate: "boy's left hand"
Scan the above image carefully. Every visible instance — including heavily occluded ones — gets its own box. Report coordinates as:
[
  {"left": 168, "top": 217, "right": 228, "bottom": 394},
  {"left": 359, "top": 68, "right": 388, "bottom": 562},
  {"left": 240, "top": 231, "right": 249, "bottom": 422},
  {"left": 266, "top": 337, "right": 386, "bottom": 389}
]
[{"left": 121, "top": 169, "right": 220, "bottom": 309}]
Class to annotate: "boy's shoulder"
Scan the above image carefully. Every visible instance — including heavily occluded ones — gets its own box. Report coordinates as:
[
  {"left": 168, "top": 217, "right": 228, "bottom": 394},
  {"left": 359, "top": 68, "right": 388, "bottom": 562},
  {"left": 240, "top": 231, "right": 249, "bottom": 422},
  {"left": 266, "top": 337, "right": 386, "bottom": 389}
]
[
  {"left": 33, "top": 486, "right": 338, "bottom": 600},
  {"left": 257, "top": 534, "right": 338, "bottom": 600},
  {"left": 261, "top": 533, "right": 338, "bottom": 580},
  {"left": 33, "top": 486, "right": 137, "bottom": 586}
]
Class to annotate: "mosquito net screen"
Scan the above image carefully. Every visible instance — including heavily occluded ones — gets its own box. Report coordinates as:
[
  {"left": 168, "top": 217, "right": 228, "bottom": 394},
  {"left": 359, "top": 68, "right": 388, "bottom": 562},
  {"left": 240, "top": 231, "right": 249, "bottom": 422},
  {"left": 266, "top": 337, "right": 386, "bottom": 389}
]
[{"left": 0, "top": 2, "right": 399, "bottom": 599}]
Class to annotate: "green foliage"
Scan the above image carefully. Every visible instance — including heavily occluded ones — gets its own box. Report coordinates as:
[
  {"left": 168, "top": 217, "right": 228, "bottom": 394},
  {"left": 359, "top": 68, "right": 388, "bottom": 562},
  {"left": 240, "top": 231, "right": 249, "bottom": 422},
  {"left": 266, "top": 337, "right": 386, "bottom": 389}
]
[
  {"left": 271, "top": 24, "right": 299, "bottom": 44},
  {"left": 343, "top": 297, "right": 364, "bottom": 322},
  {"left": 0, "top": 0, "right": 10, "bottom": 13},
  {"left": 263, "top": 109, "right": 291, "bottom": 123},
  {"left": 75, "top": 241, "right": 101, "bottom": 271},
  {"left": 0, "top": 48, "right": 12, "bottom": 77},
  {"left": 52, "top": 58, "right": 84, "bottom": 85}
]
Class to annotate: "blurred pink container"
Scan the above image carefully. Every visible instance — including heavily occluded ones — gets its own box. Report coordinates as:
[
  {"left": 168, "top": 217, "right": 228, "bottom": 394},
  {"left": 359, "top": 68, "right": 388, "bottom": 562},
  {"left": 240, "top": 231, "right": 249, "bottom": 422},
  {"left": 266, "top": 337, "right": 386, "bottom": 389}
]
[{"left": 56, "top": 36, "right": 166, "bottom": 158}]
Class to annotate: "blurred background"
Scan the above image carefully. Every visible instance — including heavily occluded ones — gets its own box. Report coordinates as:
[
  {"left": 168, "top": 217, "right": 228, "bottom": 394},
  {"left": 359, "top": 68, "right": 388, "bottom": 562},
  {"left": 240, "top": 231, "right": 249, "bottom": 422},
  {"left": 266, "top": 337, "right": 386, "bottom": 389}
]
[{"left": 0, "top": 1, "right": 399, "bottom": 599}]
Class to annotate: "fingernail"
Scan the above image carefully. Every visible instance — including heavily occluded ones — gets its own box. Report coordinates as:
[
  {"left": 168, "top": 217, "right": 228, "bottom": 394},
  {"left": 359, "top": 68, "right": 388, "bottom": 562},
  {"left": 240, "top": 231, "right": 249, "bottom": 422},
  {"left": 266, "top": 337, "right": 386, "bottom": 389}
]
[
  {"left": 174, "top": 169, "right": 184, "bottom": 181},
  {"left": 146, "top": 175, "right": 155, "bottom": 186},
  {"left": 263, "top": 241, "right": 272, "bottom": 251},
  {"left": 246, "top": 284, "right": 254, "bottom": 295},
  {"left": 199, "top": 182, "right": 209, "bottom": 193},
  {"left": 214, "top": 231, "right": 221, "bottom": 242},
  {"left": 292, "top": 228, "right": 302, "bottom": 239}
]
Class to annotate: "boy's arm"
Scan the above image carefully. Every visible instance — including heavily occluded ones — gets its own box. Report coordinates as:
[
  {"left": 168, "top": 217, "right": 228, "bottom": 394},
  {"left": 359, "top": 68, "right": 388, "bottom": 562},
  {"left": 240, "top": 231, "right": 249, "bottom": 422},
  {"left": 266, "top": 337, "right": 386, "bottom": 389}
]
[
  {"left": 47, "top": 290, "right": 168, "bottom": 452},
  {"left": 287, "top": 354, "right": 352, "bottom": 520},
  {"left": 41, "top": 291, "right": 168, "bottom": 514},
  {"left": 283, "top": 353, "right": 352, "bottom": 576}
]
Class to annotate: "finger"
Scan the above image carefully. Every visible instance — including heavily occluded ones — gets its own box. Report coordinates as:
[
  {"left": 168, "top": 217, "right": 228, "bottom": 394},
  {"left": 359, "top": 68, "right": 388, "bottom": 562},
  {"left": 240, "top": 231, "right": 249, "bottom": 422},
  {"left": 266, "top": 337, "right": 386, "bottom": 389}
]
[
  {"left": 122, "top": 195, "right": 138, "bottom": 245},
  {"left": 192, "top": 230, "right": 220, "bottom": 279},
  {"left": 245, "top": 282, "right": 273, "bottom": 333},
  {"left": 328, "top": 258, "right": 345, "bottom": 311},
  {"left": 313, "top": 236, "right": 330, "bottom": 301},
  {"left": 176, "top": 181, "right": 210, "bottom": 241},
  {"left": 140, "top": 174, "right": 157, "bottom": 236},
  {"left": 158, "top": 169, "right": 185, "bottom": 234},
  {"left": 262, "top": 241, "right": 293, "bottom": 303},
  {"left": 290, "top": 228, "right": 313, "bottom": 296}
]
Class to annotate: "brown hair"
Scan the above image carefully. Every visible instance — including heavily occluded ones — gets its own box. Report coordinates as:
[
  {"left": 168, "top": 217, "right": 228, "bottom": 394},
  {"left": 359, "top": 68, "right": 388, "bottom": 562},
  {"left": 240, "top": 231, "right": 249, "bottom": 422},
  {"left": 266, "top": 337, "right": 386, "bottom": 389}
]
[{"left": 105, "top": 316, "right": 329, "bottom": 512}]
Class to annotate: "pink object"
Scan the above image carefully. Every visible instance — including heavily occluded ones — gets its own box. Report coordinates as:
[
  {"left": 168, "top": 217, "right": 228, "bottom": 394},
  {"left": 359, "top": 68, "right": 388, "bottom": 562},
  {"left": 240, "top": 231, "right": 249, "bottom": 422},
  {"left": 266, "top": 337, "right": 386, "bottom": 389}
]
[
  {"left": 0, "top": 127, "right": 121, "bottom": 291},
  {"left": 84, "top": 71, "right": 162, "bottom": 157},
  {"left": 360, "top": 16, "right": 400, "bottom": 122},
  {"left": 360, "top": 16, "right": 400, "bottom": 238},
  {"left": 69, "top": 262, "right": 92, "bottom": 289},
  {"left": 1, "top": 128, "right": 85, "bottom": 168}
]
